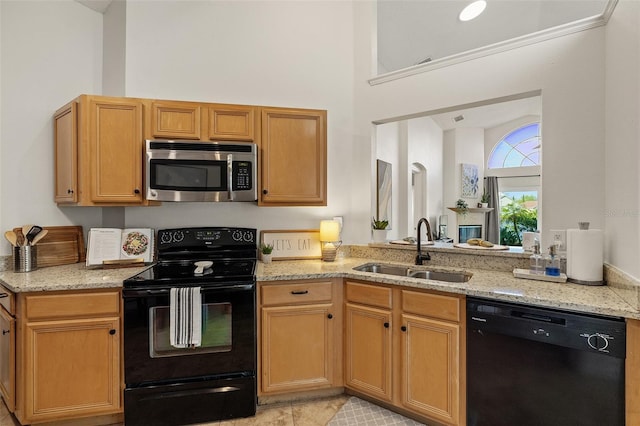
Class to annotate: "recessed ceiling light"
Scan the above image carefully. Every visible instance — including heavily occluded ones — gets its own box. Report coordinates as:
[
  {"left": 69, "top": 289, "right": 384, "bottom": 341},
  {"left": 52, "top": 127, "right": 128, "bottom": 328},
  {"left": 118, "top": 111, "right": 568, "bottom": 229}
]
[{"left": 459, "top": 0, "right": 487, "bottom": 22}]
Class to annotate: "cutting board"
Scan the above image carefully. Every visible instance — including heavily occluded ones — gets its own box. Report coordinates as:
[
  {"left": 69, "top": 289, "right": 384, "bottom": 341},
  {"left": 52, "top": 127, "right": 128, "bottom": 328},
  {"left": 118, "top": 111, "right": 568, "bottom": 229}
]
[
  {"left": 13, "top": 226, "right": 85, "bottom": 267},
  {"left": 454, "top": 242, "right": 509, "bottom": 250}
]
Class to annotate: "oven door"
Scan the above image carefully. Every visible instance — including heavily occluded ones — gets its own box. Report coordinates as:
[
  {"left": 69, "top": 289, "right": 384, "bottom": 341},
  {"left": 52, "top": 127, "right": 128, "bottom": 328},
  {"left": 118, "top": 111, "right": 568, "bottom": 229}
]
[{"left": 123, "top": 283, "right": 256, "bottom": 386}]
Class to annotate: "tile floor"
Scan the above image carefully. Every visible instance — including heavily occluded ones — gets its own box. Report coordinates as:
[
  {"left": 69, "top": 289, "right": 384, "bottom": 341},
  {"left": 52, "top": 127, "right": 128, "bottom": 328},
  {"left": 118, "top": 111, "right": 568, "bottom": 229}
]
[{"left": 0, "top": 395, "right": 425, "bottom": 426}]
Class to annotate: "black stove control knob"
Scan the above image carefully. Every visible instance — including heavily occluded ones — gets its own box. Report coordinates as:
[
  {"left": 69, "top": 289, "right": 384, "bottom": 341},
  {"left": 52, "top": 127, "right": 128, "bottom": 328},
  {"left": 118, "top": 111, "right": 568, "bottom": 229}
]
[
  {"left": 159, "top": 232, "right": 173, "bottom": 245},
  {"left": 172, "top": 231, "right": 185, "bottom": 243},
  {"left": 232, "top": 230, "right": 243, "bottom": 242},
  {"left": 243, "top": 231, "right": 254, "bottom": 242}
]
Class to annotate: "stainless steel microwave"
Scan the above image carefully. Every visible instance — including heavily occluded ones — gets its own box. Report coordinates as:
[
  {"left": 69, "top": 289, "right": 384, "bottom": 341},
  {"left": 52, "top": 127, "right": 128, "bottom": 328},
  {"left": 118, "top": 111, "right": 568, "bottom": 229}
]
[{"left": 145, "top": 140, "right": 257, "bottom": 202}]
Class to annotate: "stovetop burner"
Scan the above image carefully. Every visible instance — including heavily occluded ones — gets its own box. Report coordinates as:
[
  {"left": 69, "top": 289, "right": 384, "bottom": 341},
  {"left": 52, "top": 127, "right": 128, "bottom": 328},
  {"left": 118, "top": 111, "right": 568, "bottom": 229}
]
[{"left": 124, "top": 227, "right": 257, "bottom": 288}]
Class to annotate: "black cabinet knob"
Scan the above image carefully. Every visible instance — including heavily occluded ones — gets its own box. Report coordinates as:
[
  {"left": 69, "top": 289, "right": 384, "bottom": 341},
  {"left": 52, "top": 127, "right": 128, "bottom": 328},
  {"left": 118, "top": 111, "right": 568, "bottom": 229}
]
[
  {"left": 2, "top": 330, "right": 9, "bottom": 335},
  {"left": 401, "top": 325, "right": 407, "bottom": 332},
  {"left": 263, "top": 189, "right": 268, "bottom": 195},
  {"left": 384, "top": 322, "right": 389, "bottom": 328},
  {"left": 134, "top": 188, "right": 141, "bottom": 194},
  {"left": 109, "top": 329, "right": 116, "bottom": 335},
  {"left": 327, "top": 313, "right": 333, "bottom": 319},
  {"left": 67, "top": 189, "right": 74, "bottom": 194}
]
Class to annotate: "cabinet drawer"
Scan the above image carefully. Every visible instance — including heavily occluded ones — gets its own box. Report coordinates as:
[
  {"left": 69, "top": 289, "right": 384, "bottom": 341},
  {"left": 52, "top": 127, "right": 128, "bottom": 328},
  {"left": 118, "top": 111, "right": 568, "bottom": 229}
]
[
  {"left": 401, "top": 290, "right": 460, "bottom": 322},
  {"left": 0, "top": 285, "right": 15, "bottom": 315},
  {"left": 24, "top": 291, "right": 120, "bottom": 320},
  {"left": 345, "top": 281, "right": 392, "bottom": 309},
  {"left": 261, "top": 281, "right": 332, "bottom": 306}
]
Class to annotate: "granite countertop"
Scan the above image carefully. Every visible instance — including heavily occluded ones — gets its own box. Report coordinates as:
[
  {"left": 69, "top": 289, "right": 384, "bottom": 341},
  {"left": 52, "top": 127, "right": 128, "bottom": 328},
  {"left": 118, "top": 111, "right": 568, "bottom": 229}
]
[
  {"left": 257, "top": 257, "right": 640, "bottom": 320},
  {"left": 0, "top": 252, "right": 637, "bottom": 320},
  {"left": 0, "top": 263, "right": 149, "bottom": 293}
]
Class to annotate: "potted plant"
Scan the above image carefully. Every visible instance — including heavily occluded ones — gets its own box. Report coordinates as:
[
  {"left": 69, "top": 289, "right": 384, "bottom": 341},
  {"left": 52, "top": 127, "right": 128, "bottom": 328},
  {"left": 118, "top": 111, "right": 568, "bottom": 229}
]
[
  {"left": 478, "top": 191, "right": 490, "bottom": 208},
  {"left": 260, "top": 243, "right": 274, "bottom": 264},
  {"left": 455, "top": 199, "right": 469, "bottom": 216},
  {"left": 371, "top": 217, "right": 389, "bottom": 243}
]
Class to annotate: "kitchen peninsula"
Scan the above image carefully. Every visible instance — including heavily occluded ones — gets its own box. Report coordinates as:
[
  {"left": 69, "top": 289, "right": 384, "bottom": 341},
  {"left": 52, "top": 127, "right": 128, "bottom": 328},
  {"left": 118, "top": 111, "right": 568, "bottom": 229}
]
[{"left": 0, "top": 244, "right": 638, "bottom": 426}]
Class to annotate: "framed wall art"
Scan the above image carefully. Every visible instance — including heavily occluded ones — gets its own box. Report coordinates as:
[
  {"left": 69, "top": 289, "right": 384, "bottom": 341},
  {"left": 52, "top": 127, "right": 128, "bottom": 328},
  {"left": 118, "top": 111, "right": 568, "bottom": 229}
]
[{"left": 461, "top": 163, "right": 479, "bottom": 198}]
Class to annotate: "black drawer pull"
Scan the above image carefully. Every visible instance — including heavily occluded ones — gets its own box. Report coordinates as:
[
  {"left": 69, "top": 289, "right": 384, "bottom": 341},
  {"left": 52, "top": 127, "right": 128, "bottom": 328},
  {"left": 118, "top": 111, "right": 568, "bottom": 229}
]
[
  {"left": 401, "top": 325, "right": 407, "bottom": 332},
  {"left": 290, "top": 290, "right": 309, "bottom": 295},
  {"left": 0, "top": 293, "right": 8, "bottom": 299},
  {"left": 2, "top": 330, "right": 9, "bottom": 335},
  {"left": 327, "top": 313, "right": 333, "bottom": 319},
  {"left": 384, "top": 322, "right": 389, "bottom": 328}
]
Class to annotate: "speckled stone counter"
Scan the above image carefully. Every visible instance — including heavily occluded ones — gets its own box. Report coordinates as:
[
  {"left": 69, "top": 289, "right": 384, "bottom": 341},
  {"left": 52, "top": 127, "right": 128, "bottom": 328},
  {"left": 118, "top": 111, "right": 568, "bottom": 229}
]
[
  {"left": 0, "top": 262, "right": 149, "bottom": 293},
  {"left": 257, "top": 244, "right": 640, "bottom": 320}
]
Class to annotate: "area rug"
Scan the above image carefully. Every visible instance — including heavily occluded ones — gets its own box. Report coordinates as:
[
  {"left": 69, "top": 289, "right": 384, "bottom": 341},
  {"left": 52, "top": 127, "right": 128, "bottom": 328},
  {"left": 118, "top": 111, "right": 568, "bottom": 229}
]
[{"left": 327, "top": 397, "right": 425, "bottom": 425}]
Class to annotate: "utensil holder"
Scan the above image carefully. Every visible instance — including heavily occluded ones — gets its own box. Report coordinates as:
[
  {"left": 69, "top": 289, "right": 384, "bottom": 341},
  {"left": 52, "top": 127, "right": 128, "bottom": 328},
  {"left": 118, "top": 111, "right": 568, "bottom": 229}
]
[{"left": 13, "top": 246, "right": 37, "bottom": 272}]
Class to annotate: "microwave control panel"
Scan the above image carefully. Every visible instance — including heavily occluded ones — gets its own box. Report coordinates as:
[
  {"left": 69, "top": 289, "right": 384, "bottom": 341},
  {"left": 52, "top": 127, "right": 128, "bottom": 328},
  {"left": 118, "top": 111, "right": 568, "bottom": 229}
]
[{"left": 232, "top": 161, "right": 253, "bottom": 190}]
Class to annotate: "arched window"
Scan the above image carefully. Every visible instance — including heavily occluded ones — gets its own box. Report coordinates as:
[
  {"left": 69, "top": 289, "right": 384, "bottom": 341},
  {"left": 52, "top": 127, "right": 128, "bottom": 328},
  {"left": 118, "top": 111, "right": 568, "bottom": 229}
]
[{"left": 488, "top": 123, "right": 540, "bottom": 169}]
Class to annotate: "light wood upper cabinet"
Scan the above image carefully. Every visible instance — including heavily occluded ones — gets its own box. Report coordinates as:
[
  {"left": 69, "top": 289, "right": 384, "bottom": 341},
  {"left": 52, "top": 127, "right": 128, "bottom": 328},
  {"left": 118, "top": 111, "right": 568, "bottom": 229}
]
[
  {"left": 208, "top": 104, "right": 255, "bottom": 141},
  {"left": 148, "top": 100, "right": 255, "bottom": 141},
  {"left": 258, "top": 280, "right": 342, "bottom": 396},
  {"left": 151, "top": 101, "right": 202, "bottom": 140},
  {"left": 54, "top": 101, "right": 78, "bottom": 203},
  {"left": 15, "top": 290, "right": 122, "bottom": 425},
  {"left": 260, "top": 107, "right": 327, "bottom": 206},
  {"left": 54, "top": 95, "right": 146, "bottom": 206},
  {"left": 87, "top": 97, "right": 144, "bottom": 203}
]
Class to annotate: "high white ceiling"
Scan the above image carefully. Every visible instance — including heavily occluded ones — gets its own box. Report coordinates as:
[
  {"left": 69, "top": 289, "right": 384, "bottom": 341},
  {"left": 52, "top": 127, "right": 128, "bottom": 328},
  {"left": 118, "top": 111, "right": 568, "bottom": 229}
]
[
  {"left": 377, "top": 0, "right": 610, "bottom": 73},
  {"left": 430, "top": 96, "right": 541, "bottom": 131}
]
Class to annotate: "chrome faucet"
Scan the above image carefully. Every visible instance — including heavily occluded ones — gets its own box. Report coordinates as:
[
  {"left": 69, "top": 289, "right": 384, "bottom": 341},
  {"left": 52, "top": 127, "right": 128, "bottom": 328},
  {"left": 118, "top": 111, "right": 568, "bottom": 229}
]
[{"left": 416, "top": 217, "right": 432, "bottom": 265}]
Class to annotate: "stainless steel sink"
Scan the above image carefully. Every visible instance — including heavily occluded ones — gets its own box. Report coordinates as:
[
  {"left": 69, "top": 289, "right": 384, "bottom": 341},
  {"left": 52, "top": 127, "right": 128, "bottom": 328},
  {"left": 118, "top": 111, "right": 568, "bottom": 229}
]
[{"left": 353, "top": 262, "right": 472, "bottom": 283}]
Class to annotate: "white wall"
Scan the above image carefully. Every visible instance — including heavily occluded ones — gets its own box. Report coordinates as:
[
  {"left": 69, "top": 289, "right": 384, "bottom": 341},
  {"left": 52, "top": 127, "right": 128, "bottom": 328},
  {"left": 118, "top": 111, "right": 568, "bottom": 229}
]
[
  {"left": 442, "top": 128, "right": 485, "bottom": 242},
  {"left": 0, "top": 1, "right": 104, "bottom": 256},
  {"left": 407, "top": 117, "right": 443, "bottom": 239},
  {"left": 605, "top": 0, "right": 640, "bottom": 279},
  {"left": 353, "top": 1, "right": 606, "bottom": 250},
  {"left": 122, "top": 1, "right": 356, "bottom": 241}
]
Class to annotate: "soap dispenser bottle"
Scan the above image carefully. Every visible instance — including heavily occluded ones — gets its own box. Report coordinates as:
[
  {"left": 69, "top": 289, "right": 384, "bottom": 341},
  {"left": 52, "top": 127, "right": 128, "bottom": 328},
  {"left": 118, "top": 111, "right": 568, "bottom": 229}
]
[
  {"left": 529, "top": 239, "right": 544, "bottom": 275},
  {"left": 545, "top": 245, "right": 561, "bottom": 276}
]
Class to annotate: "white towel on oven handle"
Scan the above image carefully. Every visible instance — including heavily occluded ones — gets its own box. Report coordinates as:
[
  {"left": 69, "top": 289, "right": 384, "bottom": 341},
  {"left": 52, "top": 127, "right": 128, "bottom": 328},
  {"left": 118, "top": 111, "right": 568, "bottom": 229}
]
[{"left": 170, "top": 287, "right": 202, "bottom": 348}]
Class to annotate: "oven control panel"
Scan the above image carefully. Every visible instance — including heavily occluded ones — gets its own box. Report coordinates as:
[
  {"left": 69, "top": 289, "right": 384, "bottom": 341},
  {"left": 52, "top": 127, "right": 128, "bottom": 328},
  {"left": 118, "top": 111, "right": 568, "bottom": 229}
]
[{"left": 157, "top": 227, "right": 256, "bottom": 249}]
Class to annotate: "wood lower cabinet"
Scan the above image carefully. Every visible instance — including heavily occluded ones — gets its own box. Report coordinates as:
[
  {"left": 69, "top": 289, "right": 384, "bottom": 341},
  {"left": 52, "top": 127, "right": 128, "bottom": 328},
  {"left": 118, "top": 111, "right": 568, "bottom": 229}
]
[
  {"left": 0, "top": 285, "right": 16, "bottom": 413},
  {"left": 344, "top": 283, "right": 393, "bottom": 401},
  {"left": 54, "top": 95, "right": 145, "bottom": 206},
  {"left": 258, "top": 279, "right": 342, "bottom": 396},
  {"left": 259, "top": 107, "right": 327, "bottom": 206},
  {"left": 344, "top": 281, "right": 465, "bottom": 426},
  {"left": 15, "top": 290, "right": 122, "bottom": 425}
]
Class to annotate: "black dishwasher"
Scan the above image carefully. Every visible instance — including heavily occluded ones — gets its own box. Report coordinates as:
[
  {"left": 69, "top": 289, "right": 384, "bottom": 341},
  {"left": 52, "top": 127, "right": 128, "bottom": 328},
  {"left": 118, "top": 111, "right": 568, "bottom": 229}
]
[{"left": 467, "top": 297, "right": 625, "bottom": 426}]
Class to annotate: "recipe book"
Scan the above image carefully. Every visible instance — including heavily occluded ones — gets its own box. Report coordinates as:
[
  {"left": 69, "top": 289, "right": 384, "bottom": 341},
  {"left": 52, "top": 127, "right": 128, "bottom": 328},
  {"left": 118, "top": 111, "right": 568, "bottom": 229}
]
[{"left": 86, "top": 228, "right": 155, "bottom": 266}]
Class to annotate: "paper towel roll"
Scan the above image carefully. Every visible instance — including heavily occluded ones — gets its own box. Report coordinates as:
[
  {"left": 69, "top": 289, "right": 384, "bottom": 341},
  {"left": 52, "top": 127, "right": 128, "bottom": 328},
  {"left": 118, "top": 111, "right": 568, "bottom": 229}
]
[{"left": 566, "top": 228, "right": 604, "bottom": 285}]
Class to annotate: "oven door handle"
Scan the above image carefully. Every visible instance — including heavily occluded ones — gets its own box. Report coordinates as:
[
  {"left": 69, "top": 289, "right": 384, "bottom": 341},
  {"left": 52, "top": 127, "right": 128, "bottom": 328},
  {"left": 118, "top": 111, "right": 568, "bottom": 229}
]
[
  {"left": 124, "top": 284, "right": 254, "bottom": 297},
  {"left": 227, "top": 153, "right": 234, "bottom": 201}
]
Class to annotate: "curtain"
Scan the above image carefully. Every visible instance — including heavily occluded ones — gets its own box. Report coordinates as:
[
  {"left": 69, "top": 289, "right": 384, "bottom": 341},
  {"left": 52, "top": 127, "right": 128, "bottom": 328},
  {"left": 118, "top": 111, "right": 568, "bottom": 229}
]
[{"left": 484, "top": 176, "right": 500, "bottom": 243}]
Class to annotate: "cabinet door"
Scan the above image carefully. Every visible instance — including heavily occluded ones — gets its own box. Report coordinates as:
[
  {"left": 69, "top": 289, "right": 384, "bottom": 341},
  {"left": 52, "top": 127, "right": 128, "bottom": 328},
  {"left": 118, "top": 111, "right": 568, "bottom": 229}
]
[
  {"left": 23, "top": 317, "right": 120, "bottom": 423},
  {"left": 88, "top": 97, "right": 143, "bottom": 203},
  {"left": 400, "top": 313, "right": 460, "bottom": 425},
  {"left": 0, "top": 307, "right": 15, "bottom": 412},
  {"left": 151, "top": 101, "right": 202, "bottom": 140},
  {"left": 260, "top": 108, "right": 326, "bottom": 206},
  {"left": 344, "top": 303, "right": 392, "bottom": 401},
  {"left": 53, "top": 101, "right": 78, "bottom": 203},
  {"left": 261, "top": 303, "right": 335, "bottom": 393},
  {"left": 208, "top": 105, "right": 255, "bottom": 141}
]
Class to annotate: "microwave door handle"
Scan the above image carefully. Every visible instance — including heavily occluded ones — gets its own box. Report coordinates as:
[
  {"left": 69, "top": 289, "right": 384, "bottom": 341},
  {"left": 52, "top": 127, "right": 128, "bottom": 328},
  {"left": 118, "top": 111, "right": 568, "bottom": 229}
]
[{"left": 227, "top": 154, "right": 234, "bottom": 201}]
